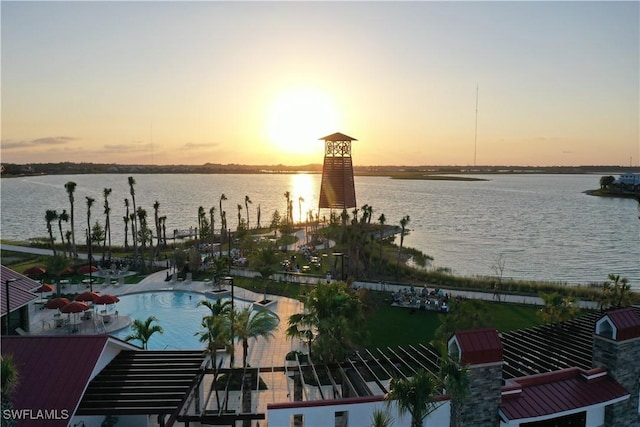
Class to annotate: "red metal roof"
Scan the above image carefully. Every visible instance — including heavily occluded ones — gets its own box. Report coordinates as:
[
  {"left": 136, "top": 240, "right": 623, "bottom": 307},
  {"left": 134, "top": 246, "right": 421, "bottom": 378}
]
[
  {"left": 1, "top": 266, "right": 41, "bottom": 316},
  {"left": 499, "top": 367, "right": 630, "bottom": 423},
  {"left": 319, "top": 132, "right": 358, "bottom": 142},
  {"left": 602, "top": 307, "right": 640, "bottom": 341},
  {"left": 454, "top": 328, "right": 503, "bottom": 365},
  {"left": 1, "top": 336, "right": 113, "bottom": 427}
]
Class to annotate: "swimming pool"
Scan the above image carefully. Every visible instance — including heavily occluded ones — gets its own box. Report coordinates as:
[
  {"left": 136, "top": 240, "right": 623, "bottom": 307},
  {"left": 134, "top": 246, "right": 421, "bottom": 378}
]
[{"left": 111, "top": 291, "right": 251, "bottom": 350}]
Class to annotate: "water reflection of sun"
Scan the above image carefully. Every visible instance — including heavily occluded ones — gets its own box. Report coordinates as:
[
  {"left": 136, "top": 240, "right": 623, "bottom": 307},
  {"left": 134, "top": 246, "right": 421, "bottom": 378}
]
[{"left": 289, "top": 174, "right": 317, "bottom": 223}]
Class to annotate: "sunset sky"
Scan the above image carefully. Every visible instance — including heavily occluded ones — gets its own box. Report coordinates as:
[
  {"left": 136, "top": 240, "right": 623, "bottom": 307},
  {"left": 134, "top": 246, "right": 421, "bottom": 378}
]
[{"left": 2, "top": 1, "right": 638, "bottom": 167}]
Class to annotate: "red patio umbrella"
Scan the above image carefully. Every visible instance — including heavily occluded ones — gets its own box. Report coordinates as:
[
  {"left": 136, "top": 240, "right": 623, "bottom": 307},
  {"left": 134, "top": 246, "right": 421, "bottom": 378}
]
[
  {"left": 35, "top": 284, "right": 55, "bottom": 293},
  {"left": 74, "top": 291, "right": 99, "bottom": 303},
  {"left": 45, "top": 297, "right": 70, "bottom": 310},
  {"left": 77, "top": 265, "right": 98, "bottom": 274},
  {"left": 24, "top": 266, "right": 46, "bottom": 276},
  {"left": 60, "top": 301, "right": 90, "bottom": 314},
  {"left": 94, "top": 294, "right": 120, "bottom": 305}
]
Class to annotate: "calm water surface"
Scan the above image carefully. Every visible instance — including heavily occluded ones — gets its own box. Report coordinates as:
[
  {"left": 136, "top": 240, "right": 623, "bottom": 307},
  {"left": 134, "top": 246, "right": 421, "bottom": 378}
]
[{"left": 2, "top": 173, "right": 638, "bottom": 287}]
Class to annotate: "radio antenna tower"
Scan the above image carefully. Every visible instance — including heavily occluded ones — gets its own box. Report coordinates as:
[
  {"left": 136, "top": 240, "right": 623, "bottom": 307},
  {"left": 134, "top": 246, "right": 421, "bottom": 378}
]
[{"left": 474, "top": 84, "right": 479, "bottom": 167}]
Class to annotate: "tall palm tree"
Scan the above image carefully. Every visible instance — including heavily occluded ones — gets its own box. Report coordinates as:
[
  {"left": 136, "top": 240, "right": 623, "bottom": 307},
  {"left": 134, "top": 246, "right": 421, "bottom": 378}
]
[
  {"left": 128, "top": 177, "right": 138, "bottom": 261},
  {"left": 396, "top": 215, "right": 410, "bottom": 279},
  {"left": 137, "top": 207, "right": 151, "bottom": 271},
  {"left": 378, "top": 213, "right": 387, "bottom": 271},
  {"left": 244, "top": 195, "right": 252, "bottom": 229},
  {"left": 284, "top": 191, "right": 291, "bottom": 225},
  {"left": 198, "top": 206, "right": 206, "bottom": 239},
  {"left": 385, "top": 369, "right": 440, "bottom": 427},
  {"left": 46, "top": 255, "right": 73, "bottom": 298},
  {"left": 45, "top": 209, "right": 58, "bottom": 256},
  {"left": 236, "top": 204, "right": 243, "bottom": 230},
  {"left": 153, "top": 200, "right": 161, "bottom": 256},
  {"left": 103, "top": 188, "right": 112, "bottom": 263},
  {"left": 298, "top": 196, "right": 304, "bottom": 225},
  {"left": 209, "top": 206, "right": 216, "bottom": 261},
  {"left": 159, "top": 216, "right": 167, "bottom": 249},
  {"left": 194, "top": 314, "right": 230, "bottom": 409},
  {"left": 219, "top": 194, "right": 227, "bottom": 238},
  {"left": 57, "top": 209, "right": 69, "bottom": 258},
  {"left": 439, "top": 357, "right": 470, "bottom": 427},
  {"left": 85, "top": 197, "right": 95, "bottom": 256},
  {"left": 1, "top": 354, "right": 19, "bottom": 427},
  {"left": 64, "top": 181, "right": 78, "bottom": 258},
  {"left": 233, "top": 306, "right": 278, "bottom": 368},
  {"left": 125, "top": 316, "right": 163, "bottom": 350},
  {"left": 123, "top": 198, "right": 130, "bottom": 250}
]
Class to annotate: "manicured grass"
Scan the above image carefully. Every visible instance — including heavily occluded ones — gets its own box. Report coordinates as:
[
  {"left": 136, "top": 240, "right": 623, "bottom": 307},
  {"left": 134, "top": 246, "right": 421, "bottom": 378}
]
[{"left": 365, "top": 297, "right": 546, "bottom": 349}]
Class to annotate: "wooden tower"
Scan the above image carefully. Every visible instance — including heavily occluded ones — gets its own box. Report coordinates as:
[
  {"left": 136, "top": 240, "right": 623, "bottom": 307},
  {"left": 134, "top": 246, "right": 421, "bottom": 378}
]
[{"left": 318, "top": 132, "right": 357, "bottom": 210}]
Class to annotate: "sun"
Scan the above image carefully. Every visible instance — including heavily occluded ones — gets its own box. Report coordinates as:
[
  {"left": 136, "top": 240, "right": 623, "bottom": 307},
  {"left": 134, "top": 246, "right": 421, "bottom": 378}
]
[{"left": 265, "top": 86, "right": 341, "bottom": 156}]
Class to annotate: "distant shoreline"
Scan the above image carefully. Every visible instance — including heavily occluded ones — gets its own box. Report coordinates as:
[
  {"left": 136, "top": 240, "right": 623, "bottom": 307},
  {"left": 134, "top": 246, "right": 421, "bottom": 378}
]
[
  {"left": 2, "top": 162, "right": 638, "bottom": 178},
  {"left": 584, "top": 189, "right": 640, "bottom": 199}
]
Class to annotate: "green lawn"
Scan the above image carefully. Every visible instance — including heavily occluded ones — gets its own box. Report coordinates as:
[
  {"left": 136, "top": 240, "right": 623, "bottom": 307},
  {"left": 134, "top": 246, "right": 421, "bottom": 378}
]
[{"left": 365, "top": 299, "right": 546, "bottom": 349}]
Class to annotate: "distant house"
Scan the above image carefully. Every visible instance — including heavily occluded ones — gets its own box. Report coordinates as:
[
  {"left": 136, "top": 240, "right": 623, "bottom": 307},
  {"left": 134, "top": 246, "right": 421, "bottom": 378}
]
[{"left": 614, "top": 172, "right": 640, "bottom": 192}]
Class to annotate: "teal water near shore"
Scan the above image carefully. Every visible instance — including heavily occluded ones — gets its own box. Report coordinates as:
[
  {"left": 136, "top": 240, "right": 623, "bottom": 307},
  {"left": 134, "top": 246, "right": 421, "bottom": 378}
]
[{"left": 1, "top": 173, "right": 638, "bottom": 287}]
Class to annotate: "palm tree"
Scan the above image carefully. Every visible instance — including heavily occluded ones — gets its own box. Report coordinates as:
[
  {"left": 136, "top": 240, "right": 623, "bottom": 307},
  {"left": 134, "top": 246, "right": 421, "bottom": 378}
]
[
  {"left": 159, "top": 216, "right": 167, "bottom": 249},
  {"left": 370, "top": 409, "right": 394, "bottom": 427},
  {"left": 194, "top": 315, "right": 230, "bottom": 409},
  {"left": 45, "top": 209, "right": 58, "bottom": 256},
  {"left": 298, "top": 196, "right": 304, "bottom": 225},
  {"left": 64, "top": 181, "right": 78, "bottom": 258},
  {"left": 607, "top": 273, "right": 632, "bottom": 308},
  {"left": 153, "top": 200, "right": 161, "bottom": 256},
  {"left": 209, "top": 206, "right": 216, "bottom": 261},
  {"left": 284, "top": 191, "right": 291, "bottom": 225},
  {"left": 137, "top": 207, "right": 151, "bottom": 271},
  {"left": 1, "top": 354, "right": 19, "bottom": 427},
  {"left": 57, "top": 209, "right": 69, "bottom": 258},
  {"left": 378, "top": 213, "right": 386, "bottom": 271},
  {"left": 385, "top": 369, "right": 440, "bottom": 427},
  {"left": 396, "top": 215, "right": 410, "bottom": 279},
  {"left": 236, "top": 204, "right": 243, "bottom": 230},
  {"left": 539, "top": 292, "right": 577, "bottom": 324},
  {"left": 85, "top": 196, "right": 95, "bottom": 257},
  {"left": 103, "top": 188, "right": 112, "bottom": 263},
  {"left": 439, "top": 357, "right": 470, "bottom": 427},
  {"left": 46, "top": 255, "right": 73, "bottom": 298},
  {"left": 128, "top": 177, "right": 138, "bottom": 261},
  {"left": 244, "top": 195, "right": 252, "bottom": 229},
  {"left": 286, "top": 281, "right": 367, "bottom": 362},
  {"left": 233, "top": 306, "right": 278, "bottom": 368},
  {"left": 199, "top": 298, "right": 232, "bottom": 318},
  {"left": 219, "top": 193, "right": 227, "bottom": 238},
  {"left": 123, "top": 198, "right": 130, "bottom": 249},
  {"left": 125, "top": 316, "right": 164, "bottom": 350}
]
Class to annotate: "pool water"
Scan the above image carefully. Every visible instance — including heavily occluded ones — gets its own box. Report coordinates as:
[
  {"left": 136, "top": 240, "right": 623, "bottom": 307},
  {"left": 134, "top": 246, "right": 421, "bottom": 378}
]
[{"left": 112, "top": 291, "right": 247, "bottom": 350}]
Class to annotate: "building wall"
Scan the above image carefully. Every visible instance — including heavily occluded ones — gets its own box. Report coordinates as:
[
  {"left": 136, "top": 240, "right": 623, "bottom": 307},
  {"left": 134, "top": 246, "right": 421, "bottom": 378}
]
[
  {"left": 593, "top": 335, "right": 640, "bottom": 426},
  {"left": 267, "top": 399, "right": 450, "bottom": 427},
  {"left": 459, "top": 363, "right": 503, "bottom": 427}
]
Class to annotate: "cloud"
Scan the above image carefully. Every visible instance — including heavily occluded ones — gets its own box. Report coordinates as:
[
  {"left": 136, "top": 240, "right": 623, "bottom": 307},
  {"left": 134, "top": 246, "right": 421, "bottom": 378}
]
[
  {"left": 104, "top": 142, "right": 152, "bottom": 152},
  {"left": 1, "top": 136, "right": 75, "bottom": 150},
  {"left": 182, "top": 142, "right": 218, "bottom": 150}
]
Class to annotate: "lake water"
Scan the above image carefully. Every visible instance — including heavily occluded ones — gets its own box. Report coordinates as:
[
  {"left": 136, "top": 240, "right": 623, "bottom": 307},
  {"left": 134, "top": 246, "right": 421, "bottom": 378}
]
[{"left": 1, "top": 173, "right": 638, "bottom": 288}]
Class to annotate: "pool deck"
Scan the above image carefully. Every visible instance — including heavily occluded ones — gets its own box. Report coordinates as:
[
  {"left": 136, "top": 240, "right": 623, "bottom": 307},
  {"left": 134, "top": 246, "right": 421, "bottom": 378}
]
[{"left": 25, "top": 268, "right": 306, "bottom": 370}]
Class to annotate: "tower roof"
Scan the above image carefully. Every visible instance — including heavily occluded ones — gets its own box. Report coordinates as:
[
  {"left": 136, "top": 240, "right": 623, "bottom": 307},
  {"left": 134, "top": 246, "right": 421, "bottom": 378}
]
[{"left": 319, "top": 132, "right": 358, "bottom": 142}]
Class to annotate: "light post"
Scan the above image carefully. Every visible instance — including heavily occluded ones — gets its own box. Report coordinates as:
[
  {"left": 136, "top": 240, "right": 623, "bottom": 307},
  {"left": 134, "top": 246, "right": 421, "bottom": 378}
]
[
  {"left": 4, "top": 278, "right": 18, "bottom": 335},
  {"left": 225, "top": 276, "right": 235, "bottom": 368}
]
